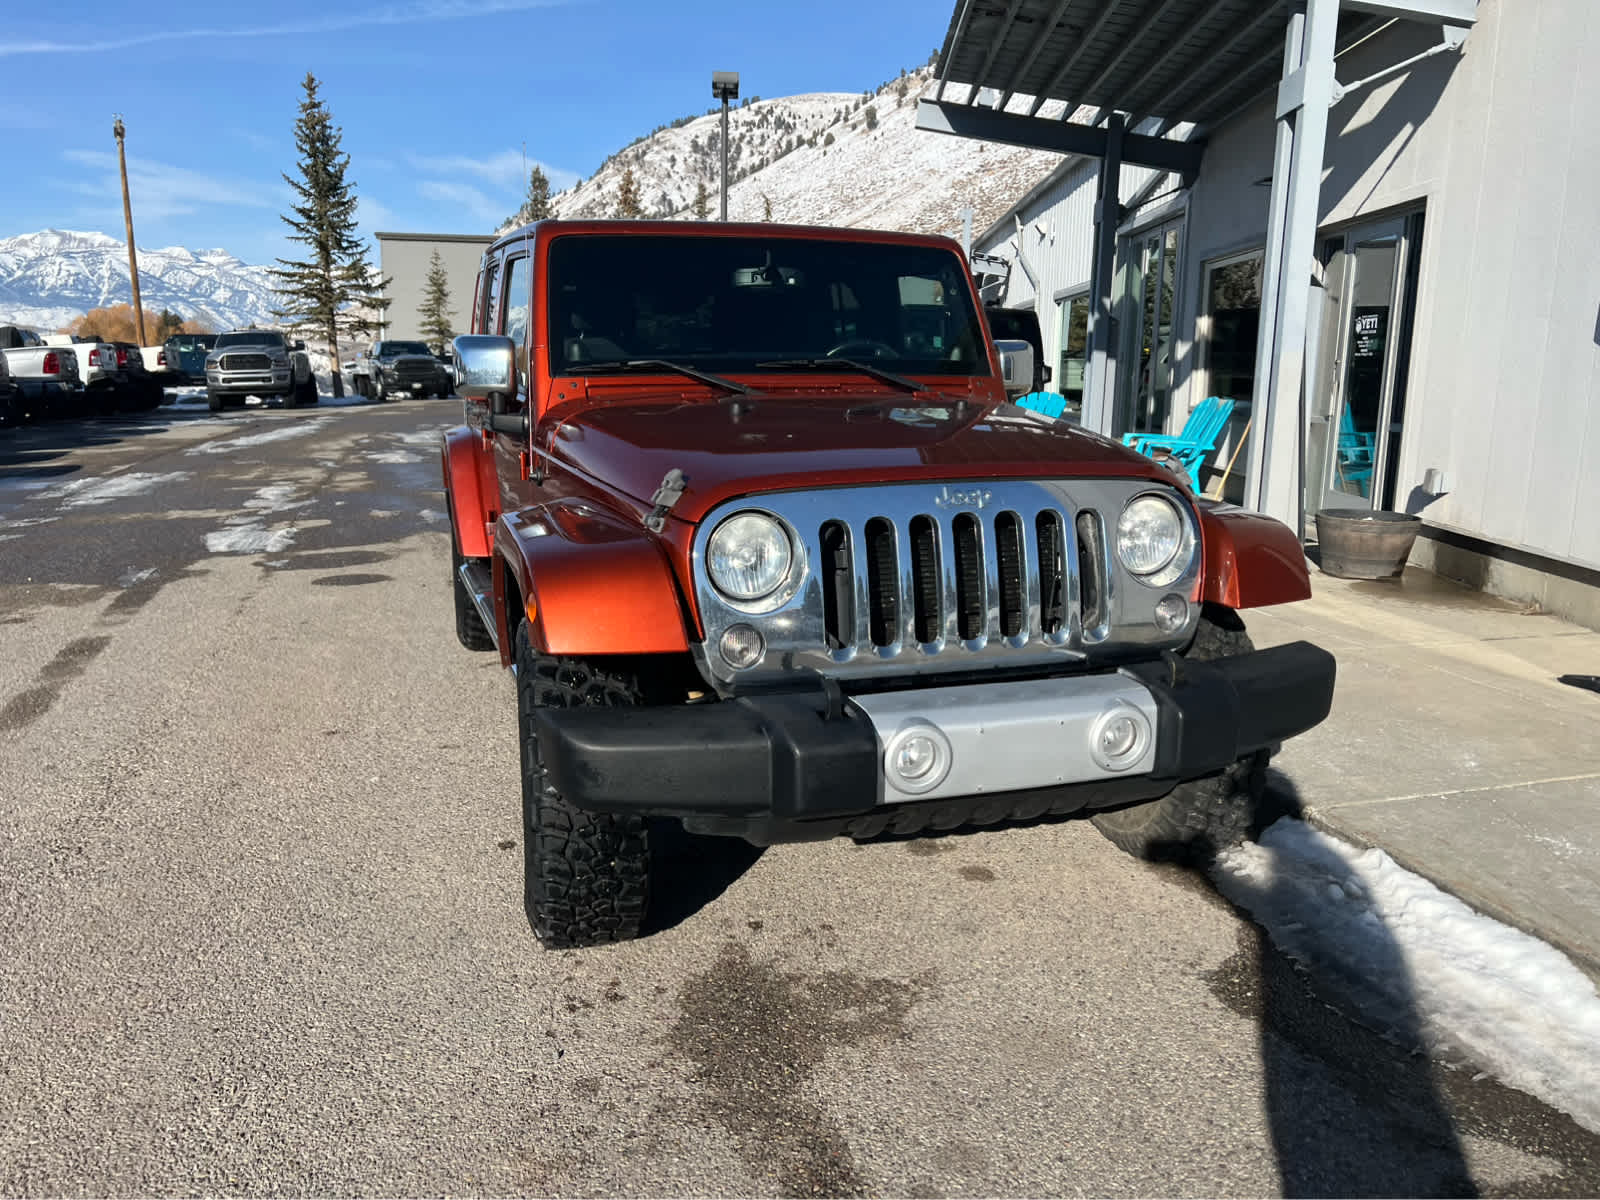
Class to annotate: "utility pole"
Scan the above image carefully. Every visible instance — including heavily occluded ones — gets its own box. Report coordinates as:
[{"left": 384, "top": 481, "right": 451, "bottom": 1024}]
[
  {"left": 711, "top": 71, "right": 739, "bottom": 221},
  {"left": 113, "top": 115, "right": 147, "bottom": 345}
]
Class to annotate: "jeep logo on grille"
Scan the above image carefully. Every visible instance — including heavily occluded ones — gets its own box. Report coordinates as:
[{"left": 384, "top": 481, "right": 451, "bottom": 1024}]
[{"left": 934, "top": 485, "right": 992, "bottom": 510}]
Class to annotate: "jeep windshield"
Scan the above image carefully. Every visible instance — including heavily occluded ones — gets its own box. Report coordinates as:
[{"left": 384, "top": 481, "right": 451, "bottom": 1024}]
[
  {"left": 215, "top": 331, "right": 286, "bottom": 349},
  {"left": 378, "top": 341, "right": 431, "bottom": 356},
  {"left": 545, "top": 235, "right": 987, "bottom": 379}
]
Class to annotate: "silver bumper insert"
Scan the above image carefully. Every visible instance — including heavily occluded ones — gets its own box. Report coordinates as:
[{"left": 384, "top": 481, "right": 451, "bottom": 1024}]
[{"left": 848, "top": 673, "right": 1160, "bottom": 804}]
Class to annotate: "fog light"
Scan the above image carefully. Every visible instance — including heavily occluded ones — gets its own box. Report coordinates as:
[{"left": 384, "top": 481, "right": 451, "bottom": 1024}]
[
  {"left": 1154, "top": 593, "right": 1189, "bottom": 633},
  {"left": 883, "top": 722, "right": 952, "bottom": 795},
  {"left": 719, "top": 623, "right": 765, "bottom": 669},
  {"left": 1089, "top": 704, "right": 1151, "bottom": 772}
]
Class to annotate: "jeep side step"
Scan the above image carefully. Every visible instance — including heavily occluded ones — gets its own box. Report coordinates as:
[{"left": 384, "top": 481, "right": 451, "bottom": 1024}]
[{"left": 458, "top": 560, "right": 498, "bottom": 650}]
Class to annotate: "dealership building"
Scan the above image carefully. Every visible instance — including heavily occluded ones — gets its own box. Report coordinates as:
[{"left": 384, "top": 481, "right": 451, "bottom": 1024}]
[
  {"left": 925, "top": 0, "right": 1600, "bottom": 627},
  {"left": 373, "top": 232, "right": 495, "bottom": 344}
]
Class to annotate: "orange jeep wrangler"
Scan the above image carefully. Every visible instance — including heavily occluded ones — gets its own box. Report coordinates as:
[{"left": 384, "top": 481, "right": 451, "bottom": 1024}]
[{"left": 441, "top": 220, "right": 1335, "bottom": 949}]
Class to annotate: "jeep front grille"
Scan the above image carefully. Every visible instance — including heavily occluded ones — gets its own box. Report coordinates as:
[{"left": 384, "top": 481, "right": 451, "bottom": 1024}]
[{"left": 690, "top": 480, "right": 1200, "bottom": 690}]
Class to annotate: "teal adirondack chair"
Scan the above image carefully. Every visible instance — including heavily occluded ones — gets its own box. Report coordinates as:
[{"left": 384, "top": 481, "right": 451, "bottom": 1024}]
[
  {"left": 1121, "top": 396, "right": 1236, "bottom": 491},
  {"left": 1336, "top": 407, "right": 1376, "bottom": 497}
]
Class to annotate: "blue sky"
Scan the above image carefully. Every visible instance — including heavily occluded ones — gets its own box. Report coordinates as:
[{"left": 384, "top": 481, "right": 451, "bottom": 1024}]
[{"left": 4, "top": 0, "right": 946, "bottom": 265}]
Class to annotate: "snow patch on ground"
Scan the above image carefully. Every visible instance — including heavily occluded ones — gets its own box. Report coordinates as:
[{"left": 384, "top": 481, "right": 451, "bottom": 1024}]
[
  {"left": 1214, "top": 819, "right": 1600, "bottom": 1133},
  {"left": 242, "top": 484, "right": 311, "bottom": 513},
  {"left": 189, "top": 417, "right": 333, "bottom": 454},
  {"left": 393, "top": 429, "right": 447, "bottom": 446},
  {"left": 117, "top": 567, "right": 157, "bottom": 588},
  {"left": 365, "top": 450, "right": 421, "bottom": 464},
  {"left": 46, "top": 471, "right": 192, "bottom": 508},
  {"left": 204, "top": 525, "right": 296, "bottom": 554},
  {"left": 418, "top": 508, "right": 445, "bottom": 523}
]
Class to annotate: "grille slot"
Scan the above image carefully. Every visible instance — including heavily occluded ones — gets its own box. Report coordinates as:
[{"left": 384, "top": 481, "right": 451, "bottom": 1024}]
[
  {"left": 864, "top": 518, "right": 898, "bottom": 648},
  {"left": 952, "top": 513, "right": 985, "bottom": 641},
  {"left": 820, "top": 520, "right": 853, "bottom": 650},
  {"left": 1076, "top": 511, "right": 1107, "bottom": 635},
  {"left": 996, "top": 511, "right": 1024, "bottom": 638},
  {"left": 1037, "top": 512, "right": 1066, "bottom": 635},
  {"left": 909, "top": 516, "right": 941, "bottom": 644},
  {"left": 220, "top": 353, "right": 271, "bottom": 371}
]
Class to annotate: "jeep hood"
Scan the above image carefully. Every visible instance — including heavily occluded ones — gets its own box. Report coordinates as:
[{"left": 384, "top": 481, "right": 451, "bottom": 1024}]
[{"left": 546, "top": 391, "right": 1168, "bottom": 524}]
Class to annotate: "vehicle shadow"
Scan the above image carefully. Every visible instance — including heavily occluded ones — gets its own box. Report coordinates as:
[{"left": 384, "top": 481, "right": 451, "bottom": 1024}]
[
  {"left": 1195, "top": 771, "right": 1478, "bottom": 1197},
  {"left": 641, "top": 818, "right": 764, "bottom": 938}
]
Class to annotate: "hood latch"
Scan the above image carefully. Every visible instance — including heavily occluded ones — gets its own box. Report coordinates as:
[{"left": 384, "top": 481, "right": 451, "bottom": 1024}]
[{"left": 644, "top": 468, "right": 689, "bottom": 533}]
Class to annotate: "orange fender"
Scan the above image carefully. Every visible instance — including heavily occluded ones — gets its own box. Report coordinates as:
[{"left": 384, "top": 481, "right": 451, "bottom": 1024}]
[
  {"left": 440, "top": 426, "right": 493, "bottom": 558},
  {"left": 495, "top": 500, "right": 691, "bottom": 662},
  {"left": 1197, "top": 502, "right": 1312, "bottom": 610}
]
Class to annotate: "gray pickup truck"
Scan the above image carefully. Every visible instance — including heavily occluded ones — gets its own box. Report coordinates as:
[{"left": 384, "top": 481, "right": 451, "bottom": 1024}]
[
  {"left": 204, "top": 329, "right": 317, "bottom": 411},
  {"left": 0, "top": 325, "right": 83, "bottom": 421}
]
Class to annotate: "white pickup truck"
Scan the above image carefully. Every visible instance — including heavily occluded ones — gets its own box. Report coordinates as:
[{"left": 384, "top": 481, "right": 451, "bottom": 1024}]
[
  {"left": 43, "top": 334, "right": 128, "bottom": 415},
  {"left": 0, "top": 325, "right": 83, "bottom": 421}
]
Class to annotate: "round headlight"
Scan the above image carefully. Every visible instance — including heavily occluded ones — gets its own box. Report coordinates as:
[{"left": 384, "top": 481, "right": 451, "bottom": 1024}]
[
  {"left": 1117, "top": 494, "right": 1185, "bottom": 577},
  {"left": 707, "top": 512, "right": 792, "bottom": 601}
]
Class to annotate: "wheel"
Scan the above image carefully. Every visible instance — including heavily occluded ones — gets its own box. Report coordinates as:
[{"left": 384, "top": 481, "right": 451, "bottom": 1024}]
[
  {"left": 299, "top": 376, "right": 318, "bottom": 405},
  {"left": 451, "top": 516, "right": 495, "bottom": 652},
  {"left": 207, "top": 388, "right": 223, "bottom": 413},
  {"left": 282, "top": 385, "right": 297, "bottom": 409},
  {"left": 372, "top": 375, "right": 387, "bottom": 403},
  {"left": 825, "top": 339, "right": 900, "bottom": 360},
  {"left": 515, "top": 624, "right": 651, "bottom": 949},
  {"left": 1090, "top": 605, "right": 1269, "bottom": 863}
]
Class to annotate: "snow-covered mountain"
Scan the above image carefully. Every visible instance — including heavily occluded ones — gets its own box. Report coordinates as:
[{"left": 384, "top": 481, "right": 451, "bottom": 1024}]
[
  {"left": 0, "top": 229, "right": 279, "bottom": 331},
  {"left": 535, "top": 65, "right": 1065, "bottom": 239}
]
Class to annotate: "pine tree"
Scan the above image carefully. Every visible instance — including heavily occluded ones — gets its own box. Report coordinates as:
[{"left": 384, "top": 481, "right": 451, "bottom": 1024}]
[
  {"left": 152, "top": 308, "right": 184, "bottom": 342},
  {"left": 692, "top": 179, "right": 710, "bottom": 220},
  {"left": 417, "top": 249, "right": 454, "bottom": 353},
  {"left": 518, "top": 164, "right": 551, "bottom": 223},
  {"left": 271, "top": 73, "right": 388, "bottom": 397},
  {"left": 615, "top": 166, "right": 643, "bottom": 218}
]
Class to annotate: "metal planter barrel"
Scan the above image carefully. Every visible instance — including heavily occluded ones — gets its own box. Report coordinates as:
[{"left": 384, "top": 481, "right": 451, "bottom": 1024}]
[{"left": 1314, "top": 508, "right": 1423, "bottom": 580}]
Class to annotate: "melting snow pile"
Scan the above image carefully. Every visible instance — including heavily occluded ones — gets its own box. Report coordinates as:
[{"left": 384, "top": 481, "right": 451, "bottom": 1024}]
[{"left": 1214, "top": 819, "right": 1600, "bottom": 1133}]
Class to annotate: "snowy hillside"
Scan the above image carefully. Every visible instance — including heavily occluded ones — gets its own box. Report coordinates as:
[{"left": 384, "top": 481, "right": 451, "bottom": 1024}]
[
  {"left": 540, "top": 65, "right": 1065, "bottom": 240},
  {"left": 0, "top": 229, "right": 279, "bottom": 331}
]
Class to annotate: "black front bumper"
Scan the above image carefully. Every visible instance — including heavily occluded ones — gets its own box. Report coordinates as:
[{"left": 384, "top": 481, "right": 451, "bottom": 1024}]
[{"left": 535, "top": 641, "right": 1336, "bottom": 845}]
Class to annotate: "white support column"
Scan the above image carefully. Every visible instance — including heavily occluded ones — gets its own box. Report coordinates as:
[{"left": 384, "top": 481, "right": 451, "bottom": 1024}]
[
  {"left": 1245, "top": 0, "right": 1339, "bottom": 529},
  {"left": 1082, "top": 113, "right": 1124, "bottom": 437}
]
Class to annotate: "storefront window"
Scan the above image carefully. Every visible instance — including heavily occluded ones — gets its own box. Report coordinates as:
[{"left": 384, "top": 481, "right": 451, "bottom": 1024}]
[
  {"left": 1201, "top": 251, "right": 1262, "bottom": 503},
  {"left": 1057, "top": 293, "right": 1088, "bottom": 423}
]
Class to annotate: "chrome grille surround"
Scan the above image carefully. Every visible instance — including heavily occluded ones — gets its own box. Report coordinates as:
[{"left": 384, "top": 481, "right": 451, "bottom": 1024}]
[
  {"left": 219, "top": 353, "right": 271, "bottom": 371},
  {"left": 689, "top": 479, "right": 1203, "bottom": 690}
]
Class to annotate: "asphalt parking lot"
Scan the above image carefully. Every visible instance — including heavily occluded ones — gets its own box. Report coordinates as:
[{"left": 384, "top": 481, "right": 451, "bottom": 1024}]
[{"left": 2, "top": 395, "right": 1597, "bottom": 1196}]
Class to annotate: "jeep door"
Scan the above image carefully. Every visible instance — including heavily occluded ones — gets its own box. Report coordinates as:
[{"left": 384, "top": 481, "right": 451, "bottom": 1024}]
[{"left": 492, "top": 251, "right": 536, "bottom": 513}]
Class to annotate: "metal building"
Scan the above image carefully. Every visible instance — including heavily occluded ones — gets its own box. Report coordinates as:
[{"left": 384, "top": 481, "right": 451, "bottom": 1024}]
[
  {"left": 926, "top": 0, "right": 1600, "bottom": 628},
  {"left": 374, "top": 232, "right": 495, "bottom": 344}
]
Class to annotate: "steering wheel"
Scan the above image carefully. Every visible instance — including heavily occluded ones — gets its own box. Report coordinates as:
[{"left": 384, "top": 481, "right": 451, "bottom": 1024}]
[{"left": 824, "top": 339, "right": 900, "bottom": 361}]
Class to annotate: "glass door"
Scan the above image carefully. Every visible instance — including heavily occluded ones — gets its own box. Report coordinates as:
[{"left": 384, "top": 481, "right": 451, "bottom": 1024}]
[
  {"left": 1116, "top": 220, "right": 1182, "bottom": 437},
  {"left": 1306, "top": 214, "right": 1417, "bottom": 515}
]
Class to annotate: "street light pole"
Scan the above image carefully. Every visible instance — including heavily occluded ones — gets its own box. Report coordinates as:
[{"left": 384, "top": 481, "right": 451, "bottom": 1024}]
[
  {"left": 112, "top": 115, "right": 147, "bottom": 345},
  {"left": 711, "top": 71, "right": 739, "bottom": 221}
]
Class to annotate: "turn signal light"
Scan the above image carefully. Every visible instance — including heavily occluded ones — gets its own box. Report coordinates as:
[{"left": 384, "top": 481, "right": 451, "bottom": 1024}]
[{"left": 42, "top": 352, "right": 59, "bottom": 374}]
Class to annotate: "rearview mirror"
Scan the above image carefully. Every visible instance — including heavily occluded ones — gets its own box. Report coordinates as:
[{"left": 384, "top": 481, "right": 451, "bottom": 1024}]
[
  {"left": 453, "top": 334, "right": 517, "bottom": 404},
  {"left": 995, "top": 339, "right": 1034, "bottom": 398}
]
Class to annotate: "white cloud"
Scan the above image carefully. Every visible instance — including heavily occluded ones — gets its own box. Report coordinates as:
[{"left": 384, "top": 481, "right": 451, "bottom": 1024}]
[
  {"left": 416, "top": 180, "right": 506, "bottom": 229},
  {"left": 2, "top": 0, "right": 571, "bottom": 56},
  {"left": 356, "top": 194, "right": 402, "bottom": 234},
  {"left": 408, "top": 149, "right": 577, "bottom": 192},
  {"left": 62, "top": 149, "right": 273, "bottom": 220}
]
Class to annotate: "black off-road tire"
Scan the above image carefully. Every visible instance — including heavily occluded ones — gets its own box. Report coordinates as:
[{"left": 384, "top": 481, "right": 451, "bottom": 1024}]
[
  {"left": 300, "top": 376, "right": 319, "bottom": 405},
  {"left": 373, "top": 375, "right": 389, "bottom": 403},
  {"left": 450, "top": 517, "right": 495, "bottom": 652},
  {"left": 206, "top": 388, "right": 223, "bottom": 413},
  {"left": 515, "top": 624, "right": 650, "bottom": 949},
  {"left": 1090, "top": 605, "right": 1268, "bottom": 863}
]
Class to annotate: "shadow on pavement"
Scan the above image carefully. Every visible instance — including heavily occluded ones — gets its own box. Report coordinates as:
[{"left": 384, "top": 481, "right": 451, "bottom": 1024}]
[
  {"left": 1203, "top": 770, "right": 1478, "bottom": 1197},
  {"left": 642, "top": 819, "right": 764, "bottom": 937}
]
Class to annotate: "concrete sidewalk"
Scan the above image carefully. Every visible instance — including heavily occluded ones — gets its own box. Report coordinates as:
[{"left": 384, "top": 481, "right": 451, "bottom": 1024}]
[{"left": 1245, "top": 566, "right": 1600, "bottom": 980}]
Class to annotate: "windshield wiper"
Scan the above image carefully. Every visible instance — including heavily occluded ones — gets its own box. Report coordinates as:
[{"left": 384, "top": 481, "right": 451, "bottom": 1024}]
[
  {"left": 756, "top": 358, "right": 924, "bottom": 395},
  {"left": 579, "top": 359, "right": 748, "bottom": 396}
]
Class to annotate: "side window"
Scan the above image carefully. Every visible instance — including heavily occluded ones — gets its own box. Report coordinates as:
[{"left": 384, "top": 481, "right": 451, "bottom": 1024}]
[
  {"left": 501, "top": 256, "right": 531, "bottom": 351},
  {"left": 478, "top": 257, "right": 500, "bottom": 334}
]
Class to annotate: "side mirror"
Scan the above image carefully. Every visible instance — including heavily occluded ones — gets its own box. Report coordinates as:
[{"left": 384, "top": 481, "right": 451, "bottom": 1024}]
[
  {"left": 453, "top": 334, "right": 517, "bottom": 405},
  {"left": 294, "top": 340, "right": 306, "bottom": 351},
  {"left": 995, "top": 339, "right": 1034, "bottom": 398}
]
